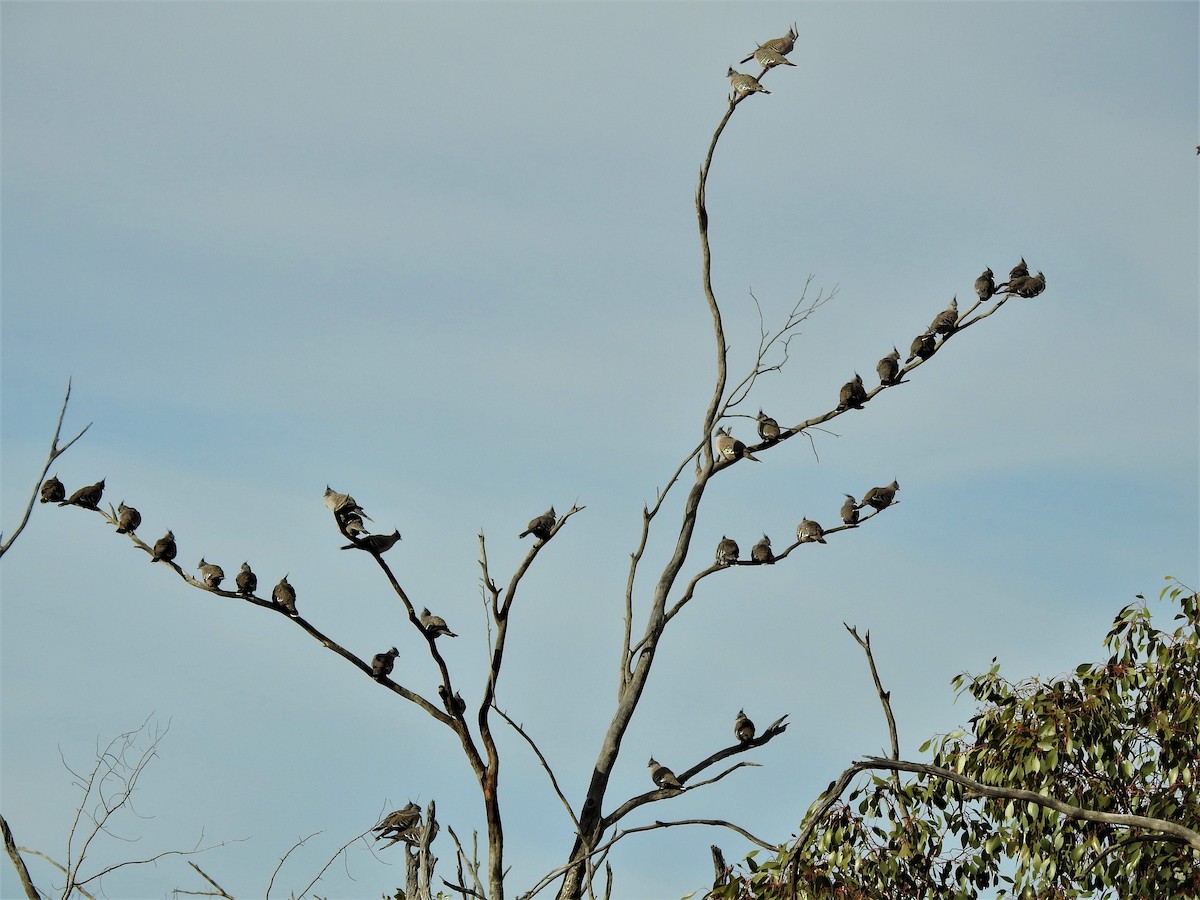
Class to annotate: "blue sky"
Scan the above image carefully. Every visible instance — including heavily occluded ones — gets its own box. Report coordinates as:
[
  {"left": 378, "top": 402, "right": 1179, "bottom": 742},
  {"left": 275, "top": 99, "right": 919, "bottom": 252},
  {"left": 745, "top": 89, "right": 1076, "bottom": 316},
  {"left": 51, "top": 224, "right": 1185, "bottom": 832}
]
[{"left": 2, "top": 2, "right": 1197, "bottom": 898}]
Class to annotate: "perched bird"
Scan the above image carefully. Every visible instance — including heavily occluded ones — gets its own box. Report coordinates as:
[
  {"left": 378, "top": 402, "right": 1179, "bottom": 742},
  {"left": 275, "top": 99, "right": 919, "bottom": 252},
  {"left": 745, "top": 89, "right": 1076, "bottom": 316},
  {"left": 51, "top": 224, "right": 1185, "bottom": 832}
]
[
  {"left": 840, "top": 494, "right": 861, "bottom": 525},
  {"left": 876, "top": 348, "right": 901, "bottom": 386},
  {"left": 273, "top": 575, "right": 298, "bottom": 616},
  {"left": 235, "top": 562, "right": 257, "bottom": 596},
  {"left": 151, "top": 531, "right": 177, "bottom": 563},
  {"left": 906, "top": 332, "right": 937, "bottom": 365},
  {"left": 648, "top": 757, "right": 684, "bottom": 790},
  {"left": 751, "top": 46, "right": 795, "bottom": 69},
  {"left": 929, "top": 297, "right": 959, "bottom": 336},
  {"left": 374, "top": 802, "right": 422, "bottom": 847},
  {"left": 861, "top": 480, "right": 900, "bottom": 511},
  {"left": 975, "top": 268, "right": 996, "bottom": 303},
  {"left": 796, "top": 517, "right": 827, "bottom": 544},
  {"left": 324, "top": 486, "right": 369, "bottom": 518},
  {"left": 341, "top": 512, "right": 370, "bottom": 537},
  {"left": 734, "top": 709, "right": 756, "bottom": 743},
  {"left": 371, "top": 647, "right": 399, "bottom": 679},
  {"left": 837, "top": 373, "right": 868, "bottom": 411},
  {"left": 519, "top": 507, "right": 556, "bottom": 540},
  {"left": 756, "top": 410, "right": 781, "bottom": 442},
  {"left": 39, "top": 476, "right": 65, "bottom": 504},
  {"left": 60, "top": 478, "right": 104, "bottom": 510},
  {"left": 115, "top": 502, "right": 141, "bottom": 534},
  {"left": 1008, "top": 258, "right": 1029, "bottom": 281},
  {"left": 740, "top": 23, "right": 798, "bottom": 62},
  {"left": 751, "top": 535, "right": 774, "bottom": 564},
  {"left": 715, "top": 427, "right": 761, "bottom": 463},
  {"left": 421, "top": 608, "right": 457, "bottom": 638},
  {"left": 716, "top": 535, "right": 740, "bottom": 567},
  {"left": 1016, "top": 272, "right": 1046, "bottom": 298},
  {"left": 727, "top": 68, "right": 770, "bottom": 98},
  {"left": 438, "top": 684, "right": 466, "bottom": 716},
  {"left": 197, "top": 558, "right": 225, "bottom": 589},
  {"left": 340, "top": 529, "right": 402, "bottom": 554}
]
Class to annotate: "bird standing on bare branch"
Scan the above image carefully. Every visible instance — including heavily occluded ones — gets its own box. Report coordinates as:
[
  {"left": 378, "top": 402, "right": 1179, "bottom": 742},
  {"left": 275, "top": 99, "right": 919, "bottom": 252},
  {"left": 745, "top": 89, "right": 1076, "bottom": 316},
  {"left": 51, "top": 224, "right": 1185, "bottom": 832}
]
[
  {"left": 421, "top": 608, "right": 457, "bottom": 638},
  {"left": 519, "top": 507, "right": 556, "bottom": 540},
  {"left": 716, "top": 535, "right": 740, "bottom": 567},
  {"left": 372, "top": 647, "right": 399, "bottom": 679},
  {"left": 906, "top": 332, "right": 936, "bottom": 365},
  {"left": 861, "top": 481, "right": 900, "bottom": 510},
  {"left": 739, "top": 23, "right": 798, "bottom": 62},
  {"left": 1014, "top": 271, "right": 1046, "bottom": 298},
  {"left": 734, "top": 709, "right": 756, "bottom": 743},
  {"left": 374, "top": 802, "right": 422, "bottom": 847},
  {"left": 930, "top": 297, "right": 959, "bottom": 336},
  {"left": 975, "top": 268, "right": 996, "bottom": 302},
  {"left": 837, "top": 373, "right": 868, "bottom": 411},
  {"left": 115, "top": 501, "right": 141, "bottom": 534},
  {"left": 151, "top": 530, "right": 177, "bottom": 563},
  {"left": 876, "top": 348, "right": 900, "bottom": 386},
  {"left": 797, "top": 517, "right": 827, "bottom": 544},
  {"left": 40, "top": 476, "right": 65, "bottom": 504},
  {"left": 648, "top": 757, "right": 683, "bottom": 790},
  {"left": 273, "top": 575, "right": 298, "bottom": 615},
  {"left": 439, "top": 684, "right": 466, "bottom": 716},
  {"left": 727, "top": 68, "right": 770, "bottom": 98},
  {"left": 840, "top": 495, "right": 860, "bottom": 525},
  {"left": 1009, "top": 258, "right": 1029, "bottom": 281},
  {"left": 715, "top": 427, "right": 761, "bottom": 462},
  {"left": 198, "top": 558, "right": 225, "bottom": 589},
  {"left": 751, "top": 535, "right": 774, "bottom": 564},
  {"left": 340, "top": 529, "right": 402, "bottom": 554},
  {"left": 60, "top": 478, "right": 104, "bottom": 509},
  {"left": 756, "top": 411, "right": 781, "bottom": 441},
  {"left": 751, "top": 46, "right": 795, "bottom": 69},
  {"left": 236, "top": 562, "right": 257, "bottom": 596}
]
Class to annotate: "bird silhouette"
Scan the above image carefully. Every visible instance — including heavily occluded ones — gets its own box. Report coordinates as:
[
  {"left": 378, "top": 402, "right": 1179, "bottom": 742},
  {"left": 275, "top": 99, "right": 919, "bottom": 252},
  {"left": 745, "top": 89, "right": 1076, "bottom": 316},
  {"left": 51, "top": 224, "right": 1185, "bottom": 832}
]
[
  {"left": 716, "top": 535, "right": 740, "bottom": 567},
  {"left": 197, "top": 559, "right": 225, "bottom": 589},
  {"left": 39, "top": 476, "right": 65, "bottom": 504},
  {"left": 797, "top": 518, "right": 827, "bottom": 544},
  {"left": 60, "top": 478, "right": 104, "bottom": 510},
  {"left": 734, "top": 709, "right": 756, "bottom": 743},
  {"left": 727, "top": 68, "right": 770, "bottom": 98},
  {"left": 236, "top": 562, "right": 257, "bottom": 596},
  {"left": 115, "top": 502, "right": 141, "bottom": 534},
  {"left": 861, "top": 481, "right": 900, "bottom": 510},
  {"left": 340, "top": 529, "right": 402, "bottom": 554},
  {"left": 906, "top": 332, "right": 936, "bottom": 365},
  {"left": 648, "top": 757, "right": 683, "bottom": 790},
  {"left": 837, "top": 373, "right": 868, "bottom": 411},
  {"left": 1015, "top": 272, "right": 1046, "bottom": 298},
  {"left": 421, "top": 608, "right": 457, "bottom": 638},
  {"left": 751, "top": 535, "right": 774, "bottom": 564},
  {"left": 372, "top": 647, "right": 399, "bottom": 679},
  {"left": 876, "top": 349, "right": 900, "bottom": 386},
  {"left": 374, "top": 802, "right": 422, "bottom": 847},
  {"left": 438, "top": 684, "right": 467, "bottom": 716},
  {"left": 840, "top": 495, "right": 861, "bottom": 525},
  {"left": 519, "top": 507, "right": 556, "bottom": 540},
  {"left": 151, "top": 531, "right": 177, "bottom": 563},
  {"left": 1008, "top": 258, "right": 1029, "bottom": 281},
  {"left": 929, "top": 297, "right": 959, "bottom": 335},
  {"left": 975, "top": 268, "right": 996, "bottom": 302},
  {"left": 273, "top": 575, "right": 298, "bottom": 616}
]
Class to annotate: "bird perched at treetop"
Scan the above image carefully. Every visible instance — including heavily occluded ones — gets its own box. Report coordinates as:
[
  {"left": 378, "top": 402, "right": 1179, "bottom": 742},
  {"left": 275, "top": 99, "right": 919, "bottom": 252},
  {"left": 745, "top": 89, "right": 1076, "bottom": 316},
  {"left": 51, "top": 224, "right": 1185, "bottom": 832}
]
[
  {"left": 751, "top": 46, "right": 795, "bottom": 69},
  {"left": 861, "top": 481, "right": 900, "bottom": 510},
  {"left": 61, "top": 478, "right": 104, "bottom": 510},
  {"left": 324, "top": 486, "right": 370, "bottom": 519},
  {"left": 1008, "top": 258, "right": 1029, "bottom": 281},
  {"left": 115, "top": 502, "right": 141, "bottom": 534},
  {"left": 421, "top": 608, "right": 457, "bottom": 638},
  {"left": 374, "top": 803, "right": 422, "bottom": 847},
  {"left": 906, "top": 332, "right": 936, "bottom": 365},
  {"left": 372, "top": 647, "right": 399, "bottom": 679},
  {"left": 739, "top": 23, "right": 798, "bottom": 62},
  {"left": 734, "top": 709, "right": 756, "bottom": 743},
  {"left": 751, "top": 535, "right": 774, "bottom": 564},
  {"left": 519, "top": 507, "right": 556, "bottom": 540},
  {"left": 975, "top": 268, "right": 996, "bottom": 302},
  {"left": 840, "top": 495, "right": 860, "bottom": 525},
  {"left": 716, "top": 536, "right": 740, "bottom": 567},
  {"left": 1015, "top": 272, "right": 1046, "bottom": 298},
  {"left": 340, "top": 529, "right": 402, "bottom": 554},
  {"left": 236, "top": 562, "right": 257, "bottom": 596},
  {"left": 797, "top": 518, "right": 827, "bottom": 544},
  {"left": 837, "top": 373, "right": 868, "bottom": 411},
  {"left": 151, "top": 531, "right": 177, "bottom": 563},
  {"left": 648, "top": 757, "right": 683, "bottom": 790},
  {"left": 39, "top": 476, "right": 65, "bottom": 504},
  {"left": 273, "top": 575, "right": 298, "bottom": 616},
  {"left": 876, "top": 348, "right": 900, "bottom": 386},
  {"left": 727, "top": 68, "right": 770, "bottom": 98},
  {"left": 197, "top": 558, "right": 224, "bottom": 589},
  {"left": 929, "top": 297, "right": 959, "bottom": 336},
  {"left": 715, "top": 427, "right": 761, "bottom": 463},
  {"left": 756, "top": 411, "right": 781, "bottom": 442}
]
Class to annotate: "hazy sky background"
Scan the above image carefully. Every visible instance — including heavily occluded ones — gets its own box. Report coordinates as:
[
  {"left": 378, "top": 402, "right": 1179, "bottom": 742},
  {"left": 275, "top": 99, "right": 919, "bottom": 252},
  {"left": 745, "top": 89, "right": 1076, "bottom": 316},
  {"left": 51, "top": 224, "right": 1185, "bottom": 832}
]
[{"left": 2, "top": 2, "right": 1197, "bottom": 898}]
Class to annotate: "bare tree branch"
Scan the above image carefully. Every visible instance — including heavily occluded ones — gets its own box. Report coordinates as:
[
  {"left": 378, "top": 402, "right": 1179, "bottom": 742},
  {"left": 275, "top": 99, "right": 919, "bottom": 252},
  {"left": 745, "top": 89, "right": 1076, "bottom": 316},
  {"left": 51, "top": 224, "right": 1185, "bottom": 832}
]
[
  {"left": 1, "top": 377, "right": 92, "bottom": 558},
  {"left": 292, "top": 827, "right": 374, "bottom": 900},
  {"left": 493, "top": 706, "right": 581, "bottom": 833},
  {"left": 1, "top": 813, "right": 41, "bottom": 899},
  {"left": 176, "top": 860, "right": 235, "bottom": 898}
]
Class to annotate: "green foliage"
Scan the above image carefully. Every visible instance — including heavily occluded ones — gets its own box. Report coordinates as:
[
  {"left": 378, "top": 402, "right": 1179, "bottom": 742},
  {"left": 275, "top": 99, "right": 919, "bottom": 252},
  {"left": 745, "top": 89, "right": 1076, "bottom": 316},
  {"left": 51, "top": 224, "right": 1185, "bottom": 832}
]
[{"left": 714, "top": 580, "right": 1200, "bottom": 899}]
